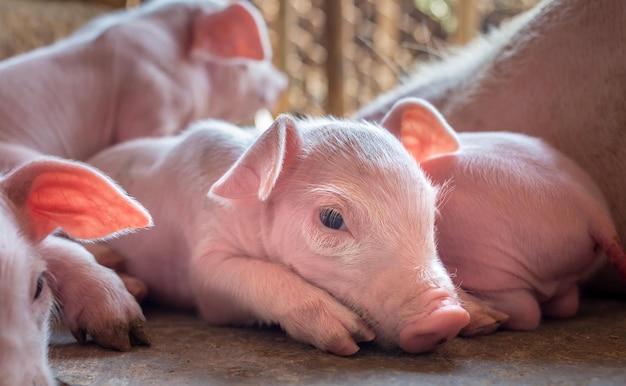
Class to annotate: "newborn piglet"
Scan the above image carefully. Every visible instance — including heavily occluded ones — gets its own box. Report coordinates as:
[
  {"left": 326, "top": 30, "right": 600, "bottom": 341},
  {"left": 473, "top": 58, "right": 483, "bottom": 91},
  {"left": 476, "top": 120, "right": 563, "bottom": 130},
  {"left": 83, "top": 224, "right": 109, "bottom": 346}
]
[
  {"left": 0, "top": 157, "right": 152, "bottom": 385},
  {"left": 379, "top": 98, "right": 626, "bottom": 333}
]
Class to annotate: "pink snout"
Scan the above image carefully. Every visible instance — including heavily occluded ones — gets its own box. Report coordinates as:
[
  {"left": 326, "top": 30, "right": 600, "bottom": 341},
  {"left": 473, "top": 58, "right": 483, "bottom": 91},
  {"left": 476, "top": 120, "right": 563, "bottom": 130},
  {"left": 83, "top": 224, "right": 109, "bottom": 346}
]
[{"left": 398, "top": 299, "right": 470, "bottom": 354}]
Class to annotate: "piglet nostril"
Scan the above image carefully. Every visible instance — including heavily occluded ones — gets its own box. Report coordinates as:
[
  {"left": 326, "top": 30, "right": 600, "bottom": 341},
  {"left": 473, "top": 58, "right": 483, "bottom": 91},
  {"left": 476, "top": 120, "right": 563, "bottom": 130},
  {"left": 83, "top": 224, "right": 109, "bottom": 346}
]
[{"left": 397, "top": 303, "right": 469, "bottom": 354}]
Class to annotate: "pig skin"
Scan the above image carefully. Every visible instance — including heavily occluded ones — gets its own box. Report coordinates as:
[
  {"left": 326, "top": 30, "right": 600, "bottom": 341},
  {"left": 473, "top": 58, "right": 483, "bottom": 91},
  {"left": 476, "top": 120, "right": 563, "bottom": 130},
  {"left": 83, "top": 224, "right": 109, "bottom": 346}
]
[
  {"left": 0, "top": 0, "right": 286, "bottom": 351},
  {"left": 354, "top": 0, "right": 626, "bottom": 293},
  {"left": 379, "top": 98, "right": 626, "bottom": 332},
  {"left": 0, "top": 157, "right": 152, "bottom": 386},
  {"left": 88, "top": 114, "right": 475, "bottom": 356}
]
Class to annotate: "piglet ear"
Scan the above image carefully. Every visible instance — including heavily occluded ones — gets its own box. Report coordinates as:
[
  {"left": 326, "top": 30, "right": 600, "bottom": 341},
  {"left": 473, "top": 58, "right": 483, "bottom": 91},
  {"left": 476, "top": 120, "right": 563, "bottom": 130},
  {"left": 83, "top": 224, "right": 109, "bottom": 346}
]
[
  {"left": 209, "top": 115, "right": 301, "bottom": 201},
  {"left": 3, "top": 157, "right": 152, "bottom": 242},
  {"left": 190, "top": 2, "right": 271, "bottom": 61},
  {"left": 381, "top": 98, "right": 460, "bottom": 162}
]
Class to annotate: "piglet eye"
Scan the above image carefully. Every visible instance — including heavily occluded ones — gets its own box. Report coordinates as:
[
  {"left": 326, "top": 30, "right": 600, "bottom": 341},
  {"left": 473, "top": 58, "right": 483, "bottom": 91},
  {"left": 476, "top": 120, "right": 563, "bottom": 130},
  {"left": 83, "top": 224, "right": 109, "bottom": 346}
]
[
  {"left": 319, "top": 208, "right": 346, "bottom": 230},
  {"left": 34, "top": 273, "right": 46, "bottom": 300}
]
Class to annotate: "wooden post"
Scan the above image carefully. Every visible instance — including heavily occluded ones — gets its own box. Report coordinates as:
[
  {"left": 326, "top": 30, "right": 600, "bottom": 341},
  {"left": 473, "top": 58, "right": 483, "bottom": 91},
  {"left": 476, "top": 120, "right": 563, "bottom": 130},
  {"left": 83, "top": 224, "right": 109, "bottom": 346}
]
[
  {"left": 323, "top": 0, "right": 344, "bottom": 116},
  {"left": 453, "top": 0, "right": 480, "bottom": 45},
  {"left": 275, "top": 0, "right": 291, "bottom": 114},
  {"left": 374, "top": 0, "right": 400, "bottom": 91}
]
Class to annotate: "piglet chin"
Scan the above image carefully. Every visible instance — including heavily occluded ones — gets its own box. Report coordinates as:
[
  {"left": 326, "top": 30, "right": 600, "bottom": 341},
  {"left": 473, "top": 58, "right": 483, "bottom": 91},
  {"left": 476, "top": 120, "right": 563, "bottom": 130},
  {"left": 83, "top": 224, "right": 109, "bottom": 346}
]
[{"left": 398, "top": 299, "right": 470, "bottom": 354}]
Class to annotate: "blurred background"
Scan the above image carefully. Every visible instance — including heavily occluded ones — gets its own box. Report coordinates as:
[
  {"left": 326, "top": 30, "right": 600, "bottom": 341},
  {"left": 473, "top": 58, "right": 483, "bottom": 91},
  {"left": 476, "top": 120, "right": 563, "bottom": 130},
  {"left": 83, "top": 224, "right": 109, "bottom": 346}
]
[
  {"left": 0, "top": 0, "right": 539, "bottom": 117},
  {"left": 249, "top": 0, "right": 540, "bottom": 117}
]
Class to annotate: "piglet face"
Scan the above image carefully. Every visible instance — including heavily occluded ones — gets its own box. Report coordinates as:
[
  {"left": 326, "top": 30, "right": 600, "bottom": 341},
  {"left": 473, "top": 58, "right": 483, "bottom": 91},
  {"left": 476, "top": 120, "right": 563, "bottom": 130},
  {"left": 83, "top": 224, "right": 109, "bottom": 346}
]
[
  {"left": 210, "top": 115, "right": 469, "bottom": 353},
  {"left": 273, "top": 120, "right": 468, "bottom": 352},
  {"left": 189, "top": 1, "right": 287, "bottom": 124},
  {"left": 0, "top": 207, "right": 54, "bottom": 385},
  {"left": 197, "top": 60, "right": 287, "bottom": 124}
]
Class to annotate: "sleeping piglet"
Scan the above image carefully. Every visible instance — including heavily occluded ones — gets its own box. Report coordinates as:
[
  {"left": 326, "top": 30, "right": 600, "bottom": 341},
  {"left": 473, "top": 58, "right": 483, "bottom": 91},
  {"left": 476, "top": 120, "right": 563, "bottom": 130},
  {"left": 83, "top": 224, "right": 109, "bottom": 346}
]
[
  {"left": 0, "top": 0, "right": 286, "bottom": 169},
  {"left": 87, "top": 113, "right": 474, "bottom": 356},
  {"left": 354, "top": 0, "right": 626, "bottom": 294},
  {"left": 0, "top": 157, "right": 152, "bottom": 386},
  {"left": 380, "top": 98, "right": 626, "bottom": 332}
]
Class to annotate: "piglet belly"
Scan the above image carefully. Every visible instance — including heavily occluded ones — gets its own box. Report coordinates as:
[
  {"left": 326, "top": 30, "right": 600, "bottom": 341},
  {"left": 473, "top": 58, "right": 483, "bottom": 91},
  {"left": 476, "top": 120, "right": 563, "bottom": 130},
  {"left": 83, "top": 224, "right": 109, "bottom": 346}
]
[
  {"left": 107, "top": 229, "right": 197, "bottom": 309},
  {"left": 127, "top": 254, "right": 195, "bottom": 309}
]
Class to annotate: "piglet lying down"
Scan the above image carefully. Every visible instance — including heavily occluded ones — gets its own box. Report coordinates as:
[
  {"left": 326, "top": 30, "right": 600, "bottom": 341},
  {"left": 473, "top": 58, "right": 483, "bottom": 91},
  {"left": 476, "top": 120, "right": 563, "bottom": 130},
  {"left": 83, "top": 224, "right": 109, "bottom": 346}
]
[
  {"left": 0, "top": 0, "right": 286, "bottom": 355},
  {"left": 0, "top": 157, "right": 152, "bottom": 386},
  {"left": 88, "top": 112, "right": 475, "bottom": 356},
  {"left": 381, "top": 98, "right": 626, "bottom": 332}
]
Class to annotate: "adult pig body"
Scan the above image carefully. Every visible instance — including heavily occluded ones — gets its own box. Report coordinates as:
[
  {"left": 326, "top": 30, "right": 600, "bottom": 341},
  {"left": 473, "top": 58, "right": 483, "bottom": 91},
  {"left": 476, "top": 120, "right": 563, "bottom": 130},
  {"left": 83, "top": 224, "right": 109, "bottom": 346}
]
[
  {"left": 0, "top": 0, "right": 285, "bottom": 168},
  {"left": 89, "top": 115, "right": 472, "bottom": 356},
  {"left": 355, "top": 0, "right": 626, "bottom": 254}
]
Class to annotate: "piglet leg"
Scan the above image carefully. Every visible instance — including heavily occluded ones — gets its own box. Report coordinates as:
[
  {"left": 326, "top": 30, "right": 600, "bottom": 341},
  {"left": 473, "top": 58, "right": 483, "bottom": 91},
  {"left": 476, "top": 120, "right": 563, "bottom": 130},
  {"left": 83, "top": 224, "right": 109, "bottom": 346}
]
[
  {"left": 457, "top": 290, "right": 509, "bottom": 337},
  {"left": 192, "top": 254, "right": 375, "bottom": 356},
  {"left": 44, "top": 236, "right": 150, "bottom": 351},
  {"left": 604, "top": 237, "right": 626, "bottom": 281},
  {"left": 86, "top": 243, "right": 149, "bottom": 302}
]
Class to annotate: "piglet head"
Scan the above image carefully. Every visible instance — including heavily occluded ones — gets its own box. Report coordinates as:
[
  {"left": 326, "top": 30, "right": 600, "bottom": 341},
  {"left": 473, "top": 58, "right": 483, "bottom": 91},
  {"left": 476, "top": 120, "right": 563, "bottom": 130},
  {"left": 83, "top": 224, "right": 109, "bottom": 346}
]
[
  {"left": 0, "top": 157, "right": 151, "bottom": 385},
  {"left": 210, "top": 113, "right": 468, "bottom": 354},
  {"left": 189, "top": 1, "right": 287, "bottom": 123}
]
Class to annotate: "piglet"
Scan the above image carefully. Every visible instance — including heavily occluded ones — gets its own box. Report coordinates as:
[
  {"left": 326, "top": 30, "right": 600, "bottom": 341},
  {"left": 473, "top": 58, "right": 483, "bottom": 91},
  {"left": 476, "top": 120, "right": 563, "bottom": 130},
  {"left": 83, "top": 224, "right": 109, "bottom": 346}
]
[
  {"left": 354, "top": 0, "right": 626, "bottom": 293},
  {"left": 0, "top": 157, "right": 152, "bottom": 386},
  {"left": 0, "top": 0, "right": 285, "bottom": 352},
  {"left": 0, "top": 0, "right": 286, "bottom": 169},
  {"left": 87, "top": 114, "right": 473, "bottom": 356},
  {"left": 380, "top": 98, "right": 626, "bottom": 332}
]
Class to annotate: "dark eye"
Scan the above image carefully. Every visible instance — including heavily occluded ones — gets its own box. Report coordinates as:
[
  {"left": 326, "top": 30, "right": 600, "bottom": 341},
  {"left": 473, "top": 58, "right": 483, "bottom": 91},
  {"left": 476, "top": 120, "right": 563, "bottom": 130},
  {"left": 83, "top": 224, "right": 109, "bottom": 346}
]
[
  {"left": 34, "top": 273, "right": 46, "bottom": 300},
  {"left": 319, "top": 208, "right": 346, "bottom": 230}
]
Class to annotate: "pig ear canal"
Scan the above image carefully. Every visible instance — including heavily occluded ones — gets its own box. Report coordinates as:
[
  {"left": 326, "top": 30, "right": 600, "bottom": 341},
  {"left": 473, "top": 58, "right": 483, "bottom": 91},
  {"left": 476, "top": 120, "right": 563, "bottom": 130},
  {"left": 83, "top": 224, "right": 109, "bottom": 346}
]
[
  {"left": 190, "top": 2, "right": 270, "bottom": 61},
  {"left": 381, "top": 98, "right": 460, "bottom": 163},
  {"left": 209, "top": 115, "right": 301, "bottom": 202},
  {"left": 3, "top": 158, "right": 152, "bottom": 243}
]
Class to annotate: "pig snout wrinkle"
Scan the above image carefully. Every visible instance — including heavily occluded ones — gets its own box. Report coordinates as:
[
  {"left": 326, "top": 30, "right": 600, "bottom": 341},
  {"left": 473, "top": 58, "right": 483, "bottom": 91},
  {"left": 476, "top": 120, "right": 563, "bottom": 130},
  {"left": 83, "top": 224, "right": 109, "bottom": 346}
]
[{"left": 398, "top": 299, "right": 469, "bottom": 354}]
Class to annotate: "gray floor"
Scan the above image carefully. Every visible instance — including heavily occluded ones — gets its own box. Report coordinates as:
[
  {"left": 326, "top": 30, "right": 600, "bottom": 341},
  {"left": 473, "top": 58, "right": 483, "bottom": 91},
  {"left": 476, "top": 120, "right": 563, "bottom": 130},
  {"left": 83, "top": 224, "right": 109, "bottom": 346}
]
[{"left": 50, "top": 296, "right": 626, "bottom": 385}]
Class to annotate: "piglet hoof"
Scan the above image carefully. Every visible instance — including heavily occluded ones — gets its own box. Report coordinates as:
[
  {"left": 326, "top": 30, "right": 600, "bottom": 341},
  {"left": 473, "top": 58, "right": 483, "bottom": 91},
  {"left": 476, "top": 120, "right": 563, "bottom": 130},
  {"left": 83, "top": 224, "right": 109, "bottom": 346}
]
[
  {"left": 70, "top": 316, "right": 150, "bottom": 351},
  {"left": 119, "top": 273, "right": 149, "bottom": 302},
  {"left": 457, "top": 291, "right": 509, "bottom": 337},
  {"left": 57, "top": 263, "right": 152, "bottom": 350},
  {"left": 88, "top": 244, "right": 149, "bottom": 302}
]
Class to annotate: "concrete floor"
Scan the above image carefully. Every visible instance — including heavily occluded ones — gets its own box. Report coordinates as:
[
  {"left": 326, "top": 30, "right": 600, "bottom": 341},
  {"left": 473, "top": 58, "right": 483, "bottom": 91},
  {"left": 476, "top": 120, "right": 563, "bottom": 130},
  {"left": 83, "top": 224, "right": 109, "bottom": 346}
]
[{"left": 50, "top": 296, "right": 626, "bottom": 385}]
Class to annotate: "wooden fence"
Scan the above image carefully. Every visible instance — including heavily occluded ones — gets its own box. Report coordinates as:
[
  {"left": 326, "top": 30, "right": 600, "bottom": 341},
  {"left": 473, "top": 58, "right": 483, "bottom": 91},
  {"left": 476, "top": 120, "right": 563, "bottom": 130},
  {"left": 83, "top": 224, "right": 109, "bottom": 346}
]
[
  {"left": 2, "top": 0, "right": 538, "bottom": 117},
  {"left": 248, "top": 0, "right": 539, "bottom": 116}
]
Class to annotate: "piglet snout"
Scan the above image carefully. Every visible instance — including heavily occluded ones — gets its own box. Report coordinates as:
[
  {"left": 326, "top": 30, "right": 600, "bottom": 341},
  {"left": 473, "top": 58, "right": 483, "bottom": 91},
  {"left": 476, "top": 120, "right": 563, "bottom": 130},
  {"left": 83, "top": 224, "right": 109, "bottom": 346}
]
[{"left": 398, "top": 297, "right": 470, "bottom": 354}]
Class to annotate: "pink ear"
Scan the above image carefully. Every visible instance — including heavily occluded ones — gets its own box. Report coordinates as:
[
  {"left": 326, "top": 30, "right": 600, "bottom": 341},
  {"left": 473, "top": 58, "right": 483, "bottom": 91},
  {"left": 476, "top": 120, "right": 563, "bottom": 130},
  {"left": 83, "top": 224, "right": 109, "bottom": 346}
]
[
  {"left": 381, "top": 98, "right": 460, "bottom": 162},
  {"left": 209, "top": 115, "right": 301, "bottom": 201},
  {"left": 190, "top": 2, "right": 270, "bottom": 61},
  {"left": 3, "top": 158, "right": 152, "bottom": 242}
]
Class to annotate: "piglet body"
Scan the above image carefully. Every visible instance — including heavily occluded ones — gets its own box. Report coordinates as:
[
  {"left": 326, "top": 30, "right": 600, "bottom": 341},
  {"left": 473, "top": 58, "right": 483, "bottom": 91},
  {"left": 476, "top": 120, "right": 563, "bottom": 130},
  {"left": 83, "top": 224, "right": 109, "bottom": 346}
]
[
  {"left": 0, "top": 0, "right": 286, "bottom": 356},
  {"left": 384, "top": 99, "right": 626, "bottom": 332},
  {"left": 355, "top": 0, "right": 626, "bottom": 283},
  {"left": 0, "top": 0, "right": 286, "bottom": 168},
  {"left": 88, "top": 114, "right": 472, "bottom": 356}
]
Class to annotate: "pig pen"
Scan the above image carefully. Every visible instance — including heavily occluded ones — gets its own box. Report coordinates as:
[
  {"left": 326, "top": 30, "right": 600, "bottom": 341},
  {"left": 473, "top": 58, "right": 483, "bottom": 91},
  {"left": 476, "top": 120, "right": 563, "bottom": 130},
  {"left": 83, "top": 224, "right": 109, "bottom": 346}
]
[{"left": 1, "top": 0, "right": 624, "bottom": 384}]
